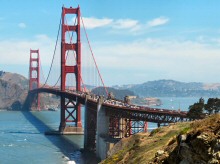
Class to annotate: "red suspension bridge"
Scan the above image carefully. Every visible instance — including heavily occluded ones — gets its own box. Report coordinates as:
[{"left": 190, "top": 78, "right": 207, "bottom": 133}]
[{"left": 23, "top": 6, "right": 189, "bottom": 157}]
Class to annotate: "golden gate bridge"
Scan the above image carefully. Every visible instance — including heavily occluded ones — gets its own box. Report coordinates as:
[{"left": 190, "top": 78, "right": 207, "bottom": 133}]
[{"left": 23, "top": 5, "right": 189, "bottom": 158}]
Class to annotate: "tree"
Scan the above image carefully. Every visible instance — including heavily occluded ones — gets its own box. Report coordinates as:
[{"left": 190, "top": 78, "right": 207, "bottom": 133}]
[
  {"left": 215, "top": 99, "right": 220, "bottom": 113},
  {"left": 187, "top": 98, "right": 204, "bottom": 120},
  {"left": 205, "top": 98, "right": 220, "bottom": 114}
]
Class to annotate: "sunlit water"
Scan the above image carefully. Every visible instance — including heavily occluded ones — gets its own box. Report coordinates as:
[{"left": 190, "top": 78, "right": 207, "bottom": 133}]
[
  {"left": 0, "top": 97, "right": 202, "bottom": 163},
  {"left": 147, "top": 97, "right": 205, "bottom": 129},
  {"left": 0, "top": 109, "right": 99, "bottom": 164}
]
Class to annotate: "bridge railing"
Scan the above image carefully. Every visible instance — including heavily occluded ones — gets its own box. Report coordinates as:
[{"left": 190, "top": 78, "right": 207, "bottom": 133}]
[{"left": 36, "top": 86, "right": 188, "bottom": 117}]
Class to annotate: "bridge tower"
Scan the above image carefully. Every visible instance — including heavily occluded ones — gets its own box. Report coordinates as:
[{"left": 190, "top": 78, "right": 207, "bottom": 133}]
[
  {"left": 59, "top": 6, "right": 82, "bottom": 132},
  {"left": 29, "top": 49, "right": 40, "bottom": 110}
]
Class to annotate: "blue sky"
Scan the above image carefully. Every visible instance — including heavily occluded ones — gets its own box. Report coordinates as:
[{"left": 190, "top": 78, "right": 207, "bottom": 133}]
[{"left": 1, "top": 1, "right": 220, "bottom": 86}]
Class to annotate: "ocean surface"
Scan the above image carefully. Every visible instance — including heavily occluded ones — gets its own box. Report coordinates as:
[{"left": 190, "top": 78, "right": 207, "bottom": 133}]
[
  {"left": 0, "top": 108, "right": 99, "bottom": 164},
  {"left": 0, "top": 97, "right": 203, "bottom": 163}
]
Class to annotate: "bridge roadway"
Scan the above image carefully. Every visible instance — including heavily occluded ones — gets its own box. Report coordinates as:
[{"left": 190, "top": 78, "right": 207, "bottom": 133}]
[{"left": 29, "top": 87, "right": 189, "bottom": 123}]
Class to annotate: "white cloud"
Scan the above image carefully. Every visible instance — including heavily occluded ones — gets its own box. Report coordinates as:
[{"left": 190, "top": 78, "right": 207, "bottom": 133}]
[
  {"left": 81, "top": 17, "right": 113, "bottom": 29},
  {"left": 2, "top": 24, "right": 219, "bottom": 86},
  {"left": 81, "top": 16, "right": 169, "bottom": 35},
  {"left": 147, "top": 17, "right": 169, "bottom": 27},
  {"left": 81, "top": 17, "right": 141, "bottom": 33},
  {"left": 18, "top": 23, "right": 26, "bottom": 29},
  {"left": 2, "top": 34, "right": 220, "bottom": 85},
  {"left": 0, "top": 34, "right": 62, "bottom": 84},
  {"left": 0, "top": 34, "right": 55, "bottom": 65},
  {"left": 91, "top": 38, "right": 220, "bottom": 84},
  {"left": 113, "top": 19, "right": 138, "bottom": 29}
]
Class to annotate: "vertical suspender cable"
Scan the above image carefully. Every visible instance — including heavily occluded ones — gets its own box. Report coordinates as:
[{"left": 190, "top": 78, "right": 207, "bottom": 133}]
[
  {"left": 81, "top": 16, "right": 109, "bottom": 96},
  {"left": 39, "top": 61, "right": 46, "bottom": 87}
]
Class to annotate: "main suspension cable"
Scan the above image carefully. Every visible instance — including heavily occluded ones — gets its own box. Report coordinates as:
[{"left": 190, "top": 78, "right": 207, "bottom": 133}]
[
  {"left": 81, "top": 16, "right": 109, "bottom": 95},
  {"left": 42, "top": 11, "right": 62, "bottom": 87}
]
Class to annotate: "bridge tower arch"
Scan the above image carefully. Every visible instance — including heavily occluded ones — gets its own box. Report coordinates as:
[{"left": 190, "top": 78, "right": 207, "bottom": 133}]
[
  {"left": 29, "top": 49, "right": 40, "bottom": 110},
  {"left": 59, "top": 6, "right": 82, "bottom": 132}
]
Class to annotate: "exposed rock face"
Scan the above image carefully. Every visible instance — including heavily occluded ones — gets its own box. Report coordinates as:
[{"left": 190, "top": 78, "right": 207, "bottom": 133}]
[
  {"left": 153, "top": 114, "right": 220, "bottom": 164},
  {"left": 169, "top": 133, "right": 220, "bottom": 164}
]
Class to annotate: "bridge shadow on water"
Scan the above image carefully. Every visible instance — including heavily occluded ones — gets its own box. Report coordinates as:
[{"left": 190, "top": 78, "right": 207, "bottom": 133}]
[{"left": 21, "top": 111, "right": 100, "bottom": 164}]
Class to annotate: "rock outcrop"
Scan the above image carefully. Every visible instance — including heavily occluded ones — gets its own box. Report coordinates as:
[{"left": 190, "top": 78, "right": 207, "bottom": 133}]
[
  {"left": 151, "top": 114, "right": 220, "bottom": 164},
  {"left": 101, "top": 114, "right": 220, "bottom": 164}
]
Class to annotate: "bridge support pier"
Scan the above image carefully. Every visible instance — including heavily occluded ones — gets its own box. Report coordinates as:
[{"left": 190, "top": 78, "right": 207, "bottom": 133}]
[
  {"left": 95, "top": 97, "right": 117, "bottom": 160},
  {"left": 84, "top": 96, "right": 97, "bottom": 150},
  {"left": 84, "top": 96, "right": 89, "bottom": 149},
  {"left": 96, "top": 97, "right": 110, "bottom": 159},
  {"left": 59, "top": 97, "right": 84, "bottom": 134}
]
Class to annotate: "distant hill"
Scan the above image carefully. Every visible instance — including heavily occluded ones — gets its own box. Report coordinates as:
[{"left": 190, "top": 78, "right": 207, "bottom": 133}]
[
  {"left": 0, "top": 71, "right": 28, "bottom": 89},
  {"left": 115, "top": 80, "right": 220, "bottom": 97},
  {"left": 0, "top": 71, "right": 59, "bottom": 110},
  {"left": 0, "top": 71, "right": 28, "bottom": 109}
]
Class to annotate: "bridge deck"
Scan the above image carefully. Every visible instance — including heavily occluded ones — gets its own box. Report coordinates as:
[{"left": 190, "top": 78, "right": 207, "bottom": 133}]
[{"left": 27, "top": 87, "right": 189, "bottom": 123}]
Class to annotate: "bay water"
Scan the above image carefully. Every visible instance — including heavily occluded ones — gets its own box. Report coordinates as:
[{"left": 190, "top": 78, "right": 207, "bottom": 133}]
[
  {"left": 0, "top": 108, "right": 99, "bottom": 164},
  {"left": 143, "top": 97, "right": 203, "bottom": 130},
  {"left": 0, "top": 97, "right": 201, "bottom": 163}
]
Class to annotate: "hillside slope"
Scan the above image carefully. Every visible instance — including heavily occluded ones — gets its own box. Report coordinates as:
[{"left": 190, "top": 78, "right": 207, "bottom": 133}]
[
  {"left": 0, "top": 71, "right": 28, "bottom": 89},
  {"left": 101, "top": 114, "right": 220, "bottom": 164},
  {"left": 0, "top": 71, "right": 60, "bottom": 110},
  {"left": 0, "top": 71, "right": 28, "bottom": 109}
]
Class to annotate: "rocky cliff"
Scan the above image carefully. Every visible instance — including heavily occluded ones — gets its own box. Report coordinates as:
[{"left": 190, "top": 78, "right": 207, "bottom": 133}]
[
  {"left": 101, "top": 114, "right": 220, "bottom": 164},
  {"left": 156, "top": 114, "right": 220, "bottom": 164}
]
